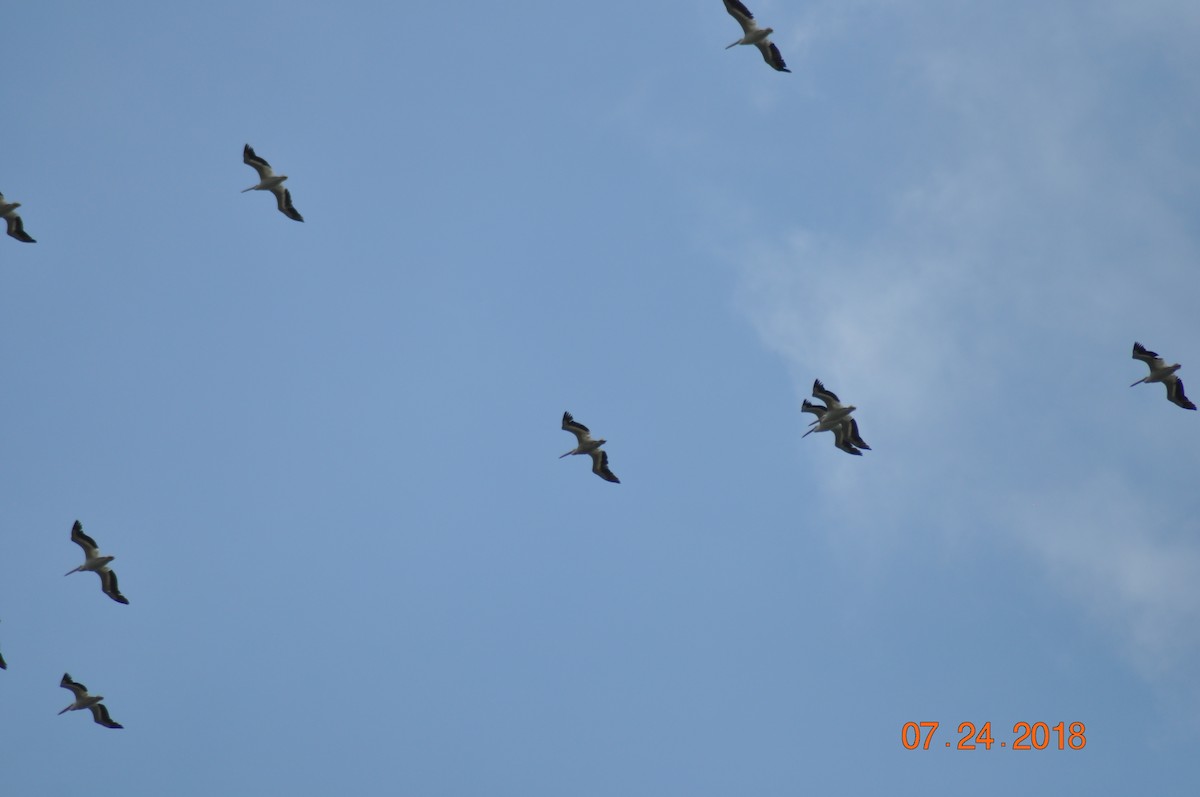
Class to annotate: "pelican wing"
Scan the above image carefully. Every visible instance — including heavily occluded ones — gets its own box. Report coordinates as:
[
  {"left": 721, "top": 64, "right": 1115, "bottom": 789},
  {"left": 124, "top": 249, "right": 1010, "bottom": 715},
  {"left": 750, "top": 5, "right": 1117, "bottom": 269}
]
[
  {"left": 756, "top": 41, "right": 791, "bottom": 72},
  {"left": 844, "top": 418, "right": 871, "bottom": 450},
  {"left": 243, "top": 144, "right": 276, "bottom": 181},
  {"left": 273, "top": 187, "right": 304, "bottom": 222},
  {"left": 723, "top": 0, "right": 759, "bottom": 34},
  {"left": 801, "top": 399, "right": 826, "bottom": 420},
  {"left": 1166, "top": 376, "right": 1197, "bottom": 410},
  {"left": 89, "top": 702, "right": 123, "bottom": 729},
  {"left": 0, "top": 649, "right": 7, "bottom": 670},
  {"left": 1132, "top": 342, "right": 1166, "bottom": 369},
  {"left": 812, "top": 379, "right": 842, "bottom": 406},
  {"left": 562, "top": 412, "right": 594, "bottom": 445},
  {"left": 832, "top": 424, "right": 863, "bottom": 456},
  {"left": 5, "top": 213, "right": 35, "bottom": 243},
  {"left": 70, "top": 521, "right": 100, "bottom": 558},
  {"left": 590, "top": 449, "right": 620, "bottom": 483},
  {"left": 99, "top": 568, "right": 130, "bottom": 604},
  {"left": 60, "top": 673, "right": 89, "bottom": 700}
]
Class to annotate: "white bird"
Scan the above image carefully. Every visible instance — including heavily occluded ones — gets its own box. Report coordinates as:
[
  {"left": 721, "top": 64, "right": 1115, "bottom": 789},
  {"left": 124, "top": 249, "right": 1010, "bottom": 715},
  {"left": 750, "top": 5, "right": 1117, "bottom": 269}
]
[
  {"left": 723, "top": 0, "right": 791, "bottom": 72},
  {"left": 802, "top": 399, "right": 871, "bottom": 455},
  {"left": 59, "top": 673, "right": 123, "bottom": 729},
  {"left": 801, "top": 379, "right": 857, "bottom": 437},
  {"left": 560, "top": 412, "right": 620, "bottom": 483},
  {"left": 242, "top": 144, "right": 304, "bottom": 222},
  {"left": 1131, "top": 342, "right": 1196, "bottom": 410},
  {"left": 0, "top": 191, "right": 36, "bottom": 243},
  {"left": 65, "top": 521, "right": 130, "bottom": 605}
]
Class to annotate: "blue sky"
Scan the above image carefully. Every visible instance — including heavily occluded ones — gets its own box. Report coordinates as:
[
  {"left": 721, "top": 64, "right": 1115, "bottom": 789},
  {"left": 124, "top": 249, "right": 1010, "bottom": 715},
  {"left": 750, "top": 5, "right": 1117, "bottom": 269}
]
[{"left": 2, "top": 1, "right": 1198, "bottom": 794}]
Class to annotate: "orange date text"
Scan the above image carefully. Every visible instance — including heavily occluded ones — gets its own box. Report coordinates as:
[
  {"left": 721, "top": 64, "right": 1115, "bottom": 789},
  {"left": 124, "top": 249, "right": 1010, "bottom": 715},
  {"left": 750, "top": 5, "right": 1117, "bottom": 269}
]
[{"left": 900, "top": 721, "right": 1086, "bottom": 750}]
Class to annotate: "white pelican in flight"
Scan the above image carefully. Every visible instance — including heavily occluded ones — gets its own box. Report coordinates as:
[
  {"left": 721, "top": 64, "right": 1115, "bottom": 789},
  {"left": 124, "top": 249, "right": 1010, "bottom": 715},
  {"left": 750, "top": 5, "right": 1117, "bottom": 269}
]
[
  {"left": 65, "top": 520, "right": 130, "bottom": 605},
  {"left": 802, "top": 400, "right": 871, "bottom": 456},
  {"left": 801, "top": 379, "right": 870, "bottom": 455},
  {"left": 560, "top": 412, "right": 620, "bottom": 483},
  {"left": 59, "top": 673, "right": 123, "bottom": 729},
  {"left": 1131, "top": 342, "right": 1196, "bottom": 410},
  {"left": 723, "top": 0, "right": 791, "bottom": 72},
  {"left": 801, "top": 380, "right": 856, "bottom": 437},
  {"left": 242, "top": 144, "right": 304, "bottom": 222},
  {"left": 0, "top": 191, "right": 36, "bottom": 243}
]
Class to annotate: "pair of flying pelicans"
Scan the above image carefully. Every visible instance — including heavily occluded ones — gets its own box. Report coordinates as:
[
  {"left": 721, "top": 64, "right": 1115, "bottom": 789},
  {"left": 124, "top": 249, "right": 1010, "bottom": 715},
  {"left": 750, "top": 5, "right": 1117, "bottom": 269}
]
[
  {"left": 0, "top": 522, "right": 129, "bottom": 727},
  {"left": 33, "top": 522, "right": 128, "bottom": 729},
  {"left": 62, "top": 521, "right": 128, "bottom": 729},
  {"left": 560, "top": 379, "right": 869, "bottom": 486},
  {"left": 0, "top": 144, "right": 301, "bottom": 244}
]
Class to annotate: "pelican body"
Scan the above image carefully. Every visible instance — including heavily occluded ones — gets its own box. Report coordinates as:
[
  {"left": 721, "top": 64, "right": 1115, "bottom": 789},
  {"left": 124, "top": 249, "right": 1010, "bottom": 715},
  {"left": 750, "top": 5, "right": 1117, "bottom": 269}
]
[
  {"left": 723, "top": 0, "right": 791, "bottom": 72},
  {"left": 59, "top": 673, "right": 123, "bottom": 728},
  {"left": 1131, "top": 342, "right": 1196, "bottom": 410},
  {"left": 560, "top": 411, "right": 620, "bottom": 483},
  {"left": 801, "top": 379, "right": 857, "bottom": 437},
  {"left": 65, "top": 520, "right": 130, "bottom": 604},
  {"left": 801, "top": 380, "right": 870, "bottom": 455},
  {"left": 242, "top": 144, "right": 304, "bottom": 222}
]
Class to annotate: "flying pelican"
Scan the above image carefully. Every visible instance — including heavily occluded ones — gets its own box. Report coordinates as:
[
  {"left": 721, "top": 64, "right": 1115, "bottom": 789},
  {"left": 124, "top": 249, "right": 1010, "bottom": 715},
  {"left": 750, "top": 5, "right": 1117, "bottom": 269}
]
[
  {"left": 65, "top": 520, "right": 130, "bottom": 605},
  {"left": 242, "top": 144, "right": 304, "bottom": 222},
  {"left": 1131, "top": 342, "right": 1196, "bottom": 410},
  {"left": 560, "top": 412, "right": 620, "bottom": 483},
  {"left": 0, "top": 191, "right": 36, "bottom": 243},
  {"left": 802, "top": 400, "right": 870, "bottom": 455},
  {"left": 801, "top": 380, "right": 857, "bottom": 438},
  {"left": 723, "top": 0, "right": 791, "bottom": 72},
  {"left": 59, "top": 673, "right": 123, "bottom": 729}
]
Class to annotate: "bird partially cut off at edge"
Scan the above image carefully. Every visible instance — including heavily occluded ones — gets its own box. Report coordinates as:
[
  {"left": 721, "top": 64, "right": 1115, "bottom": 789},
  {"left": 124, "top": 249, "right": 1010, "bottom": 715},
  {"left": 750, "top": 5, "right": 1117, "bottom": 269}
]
[
  {"left": 0, "top": 191, "right": 36, "bottom": 242},
  {"left": 723, "top": 0, "right": 791, "bottom": 72}
]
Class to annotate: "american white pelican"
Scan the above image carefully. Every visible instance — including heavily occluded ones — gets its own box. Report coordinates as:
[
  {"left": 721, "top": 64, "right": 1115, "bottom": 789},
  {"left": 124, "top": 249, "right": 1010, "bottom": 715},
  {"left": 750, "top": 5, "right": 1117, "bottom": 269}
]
[
  {"left": 242, "top": 144, "right": 304, "bottom": 222},
  {"left": 560, "top": 412, "right": 620, "bottom": 483},
  {"left": 801, "top": 380, "right": 857, "bottom": 437},
  {"left": 65, "top": 521, "right": 130, "bottom": 605},
  {"left": 0, "top": 192, "right": 36, "bottom": 243},
  {"left": 723, "top": 0, "right": 791, "bottom": 72},
  {"left": 59, "top": 673, "right": 123, "bottom": 729},
  {"left": 802, "top": 400, "right": 870, "bottom": 456},
  {"left": 801, "top": 380, "right": 870, "bottom": 455},
  {"left": 1131, "top": 342, "right": 1196, "bottom": 410}
]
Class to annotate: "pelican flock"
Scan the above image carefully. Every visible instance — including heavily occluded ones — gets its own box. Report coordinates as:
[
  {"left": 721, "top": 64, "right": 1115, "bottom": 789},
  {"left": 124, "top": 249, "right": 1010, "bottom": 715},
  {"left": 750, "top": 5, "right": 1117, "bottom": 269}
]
[
  {"left": 1131, "top": 342, "right": 1196, "bottom": 410},
  {"left": 0, "top": 191, "right": 36, "bottom": 243},
  {"left": 723, "top": 0, "right": 791, "bottom": 72},
  {"left": 560, "top": 412, "right": 620, "bottom": 483},
  {"left": 59, "top": 673, "right": 123, "bottom": 729},
  {"left": 242, "top": 144, "right": 304, "bottom": 222},
  {"left": 65, "top": 521, "right": 130, "bottom": 605},
  {"left": 1, "top": 0, "right": 1197, "bottom": 754},
  {"left": 802, "top": 379, "right": 870, "bottom": 456}
]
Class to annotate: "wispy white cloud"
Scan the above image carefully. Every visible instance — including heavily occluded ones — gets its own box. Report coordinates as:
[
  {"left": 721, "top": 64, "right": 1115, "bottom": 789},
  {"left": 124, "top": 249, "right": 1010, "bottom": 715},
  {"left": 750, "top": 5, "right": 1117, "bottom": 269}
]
[{"left": 732, "top": 1, "right": 1200, "bottom": 680}]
